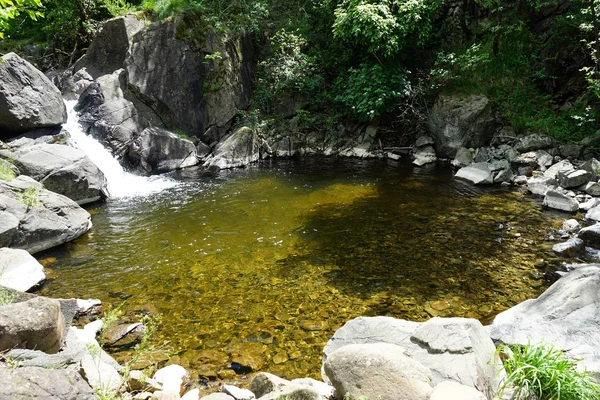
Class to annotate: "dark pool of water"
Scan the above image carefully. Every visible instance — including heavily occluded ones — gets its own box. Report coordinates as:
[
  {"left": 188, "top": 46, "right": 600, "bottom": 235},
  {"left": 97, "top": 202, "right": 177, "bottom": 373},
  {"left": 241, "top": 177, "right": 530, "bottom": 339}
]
[{"left": 38, "top": 158, "right": 560, "bottom": 382}]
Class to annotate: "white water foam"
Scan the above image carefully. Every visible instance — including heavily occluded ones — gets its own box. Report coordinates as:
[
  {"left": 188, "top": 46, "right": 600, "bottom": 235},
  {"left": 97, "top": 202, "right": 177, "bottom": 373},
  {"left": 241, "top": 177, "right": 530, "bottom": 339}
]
[{"left": 64, "top": 100, "right": 178, "bottom": 198}]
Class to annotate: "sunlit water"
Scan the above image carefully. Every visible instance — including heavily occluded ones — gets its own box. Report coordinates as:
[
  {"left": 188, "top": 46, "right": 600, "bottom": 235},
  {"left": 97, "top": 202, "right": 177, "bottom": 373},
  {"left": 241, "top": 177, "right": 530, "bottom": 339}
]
[
  {"left": 38, "top": 158, "right": 561, "bottom": 384},
  {"left": 63, "top": 100, "right": 178, "bottom": 198}
]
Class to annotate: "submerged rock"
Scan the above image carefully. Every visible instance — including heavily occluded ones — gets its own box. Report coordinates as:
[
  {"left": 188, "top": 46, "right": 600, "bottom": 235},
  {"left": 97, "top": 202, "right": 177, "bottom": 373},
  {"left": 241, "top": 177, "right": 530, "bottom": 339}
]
[
  {"left": 487, "top": 265, "right": 600, "bottom": 378},
  {"left": 0, "top": 247, "right": 45, "bottom": 291},
  {"left": 0, "top": 53, "right": 67, "bottom": 136}
]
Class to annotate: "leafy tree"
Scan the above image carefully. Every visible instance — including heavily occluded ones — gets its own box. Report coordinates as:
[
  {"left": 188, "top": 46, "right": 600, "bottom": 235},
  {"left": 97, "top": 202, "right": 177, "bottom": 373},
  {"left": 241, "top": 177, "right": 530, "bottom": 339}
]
[{"left": 0, "top": 0, "right": 43, "bottom": 39}]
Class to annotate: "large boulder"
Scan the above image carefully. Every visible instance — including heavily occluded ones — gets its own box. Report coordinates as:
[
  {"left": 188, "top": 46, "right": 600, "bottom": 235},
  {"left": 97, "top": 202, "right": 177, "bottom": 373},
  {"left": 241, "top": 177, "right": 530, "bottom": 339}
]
[
  {"left": 578, "top": 223, "right": 600, "bottom": 247},
  {"left": 322, "top": 317, "right": 501, "bottom": 398},
  {"left": 487, "top": 265, "right": 600, "bottom": 378},
  {"left": 0, "top": 296, "right": 66, "bottom": 353},
  {"left": 6, "top": 142, "right": 108, "bottom": 205},
  {"left": 0, "top": 367, "right": 96, "bottom": 399},
  {"left": 454, "top": 162, "right": 494, "bottom": 185},
  {"left": 0, "top": 53, "right": 67, "bottom": 136},
  {"left": 125, "top": 16, "right": 254, "bottom": 138},
  {"left": 0, "top": 248, "right": 45, "bottom": 291},
  {"left": 0, "top": 176, "right": 92, "bottom": 254},
  {"left": 128, "top": 127, "right": 198, "bottom": 173},
  {"left": 514, "top": 133, "right": 553, "bottom": 152},
  {"left": 205, "top": 126, "right": 262, "bottom": 169},
  {"left": 324, "top": 343, "right": 433, "bottom": 400},
  {"left": 427, "top": 95, "right": 495, "bottom": 158},
  {"left": 542, "top": 189, "right": 578, "bottom": 212}
]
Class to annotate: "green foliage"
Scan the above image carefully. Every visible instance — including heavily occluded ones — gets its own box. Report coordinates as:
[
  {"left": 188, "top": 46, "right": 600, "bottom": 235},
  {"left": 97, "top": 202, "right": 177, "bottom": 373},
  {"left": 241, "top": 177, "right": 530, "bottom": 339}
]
[
  {"left": 0, "top": 0, "right": 43, "bottom": 39},
  {"left": 0, "top": 286, "right": 18, "bottom": 306},
  {"left": 332, "top": 0, "right": 442, "bottom": 57},
  {"left": 0, "top": 161, "right": 16, "bottom": 181},
  {"left": 498, "top": 343, "right": 600, "bottom": 400},
  {"left": 335, "top": 62, "right": 409, "bottom": 121},
  {"left": 17, "top": 187, "right": 40, "bottom": 208}
]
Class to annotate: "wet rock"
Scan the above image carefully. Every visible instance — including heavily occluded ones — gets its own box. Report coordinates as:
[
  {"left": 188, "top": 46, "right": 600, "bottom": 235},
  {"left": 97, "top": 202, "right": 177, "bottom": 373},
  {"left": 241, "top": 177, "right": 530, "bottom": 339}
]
[
  {"left": 514, "top": 134, "right": 553, "bottom": 152},
  {"left": 222, "top": 385, "right": 255, "bottom": 400},
  {"left": 127, "top": 370, "right": 163, "bottom": 392},
  {"left": 413, "top": 145, "right": 437, "bottom": 166},
  {"left": 586, "top": 205, "right": 600, "bottom": 221},
  {"left": 0, "top": 367, "right": 96, "bottom": 399},
  {"left": 584, "top": 182, "right": 600, "bottom": 196},
  {"left": 526, "top": 176, "right": 557, "bottom": 197},
  {"left": 487, "top": 266, "right": 600, "bottom": 378},
  {"left": 542, "top": 190, "right": 578, "bottom": 212},
  {"left": 128, "top": 127, "right": 198, "bottom": 173},
  {"left": 557, "top": 169, "right": 592, "bottom": 189},
  {"left": 153, "top": 364, "right": 189, "bottom": 395},
  {"left": 0, "top": 53, "right": 67, "bottom": 135},
  {"left": 455, "top": 162, "right": 493, "bottom": 185},
  {"left": 578, "top": 223, "right": 600, "bottom": 247},
  {"left": 562, "top": 219, "right": 580, "bottom": 233},
  {"left": 0, "top": 247, "right": 45, "bottom": 291},
  {"left": 0, "top": 296, "right": 65, "bottom": 353},
  {"left": 322, "top": 317, "right": 500, "bottom": 397},
  {"left": 324, "top": 343, "right": 433, "bottom": 400},
  {"left": 552, "top": 238, "right": 585, "bottom": 258},
  {"left": 205, "top": 126, "right": 262, "bottom": 169},
  {"left": 543, "top": 159, "right": 574, "bottom": 180},
  {"left": 101, "top": 322, "right": 145, "bottom": 346},
  {"left": 0, "top": 176, "right": 92, "bottom": 254},
  {"left": 430, "top": 381, "right": 486, "bottom": 400}
]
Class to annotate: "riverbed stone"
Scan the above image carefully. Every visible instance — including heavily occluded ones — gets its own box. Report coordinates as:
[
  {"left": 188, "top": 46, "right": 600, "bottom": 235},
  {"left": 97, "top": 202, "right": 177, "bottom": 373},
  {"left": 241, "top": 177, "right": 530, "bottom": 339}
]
[
  {"left": 128, "top": 127, "right": 199, "bottom": 173},
  {"left": 0, "top": 296, "right": 65, "bottom": 353},
  {"left": 526, "top": 176, "right": 557, "bottom": 196},
  {"left": 205, "top": 126, "right": 262, "bottom": 169},
  {"left": 413, "top": 145, "right": 437, "bottom": 166},
  {"left": 430, "top": 381, "right": 486, "bottom": 400},
  {"left": 563, "top": 219, "right": 580, "bottom": 232},
  {"left": 586, "top": 204, "right": 600, "bottom": 221},
  {"left": 557, "top": 169, "right": 593, "bottom": 189},
  {"left": 514, "top": 133, "right": 553, "bottom": 152},
  {"left": 578, "top": 223, "right": 600, "bottom": 247},
  {"left": 0, "top": 247, "right": 45, "bottom": 291},
  {"left": 487, "top": 265, "right": 600, "bottom": 378},
  {"left": 552, "top": 238, "right": 585, "bottom": 258},
  {"left": 585, "top": 182, "right": 600, "bottom": 196},
  {"left": 581, "top": 158, "right": 600, "bottom": 178},
  {"left": 153, "top": 364, "right": 189, "bottom": 395},
  {"left": 200, "top": 394, "right": 234, "bottom": 400},
  {"left": 80, "top": 352, "right": 124, "bottom": 392},
  {"left": 559, "top": 143, "right": 583, "bottom": 159},
  {"left": 427, "top": 94, "right": 495, "bottom": 158},
  {"left": 543, "top": 159, "right": 574, "bottom": 180},
  {"left": 455, "top": 162, "right": 494, "bottom": 185},
  {"left": 580, "top": 197, "right": 600, "bottom": 211},
  {"left": 324, "top": 343, "right": 433, "bottom": 400},
  {"left": 494, "top": 167, "right": 514, "bottom": 184},
  {"left": 542, "top": 189, "right": 578, "bottom": 212},
  {"left": 322, "top": 316, "right": 500, "bottom": 397},
  {"left": 0, "top": 53, "right": 67, "bottom": 136},
  {"left": 0, "top": 366, "right": 96, "bottom": 399},
  {"left": 222, "top": 385, "right": 255, "bottom": 400},
  {"left": 0, "top": 211, "right": 19, "bottom": 247}
]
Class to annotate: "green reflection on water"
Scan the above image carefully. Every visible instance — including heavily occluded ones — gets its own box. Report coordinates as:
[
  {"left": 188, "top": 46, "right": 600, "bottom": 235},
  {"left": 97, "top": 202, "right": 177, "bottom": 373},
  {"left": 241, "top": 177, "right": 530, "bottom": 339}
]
[{"left": 39, "top": 159, "right": 558, "bottom": 382}]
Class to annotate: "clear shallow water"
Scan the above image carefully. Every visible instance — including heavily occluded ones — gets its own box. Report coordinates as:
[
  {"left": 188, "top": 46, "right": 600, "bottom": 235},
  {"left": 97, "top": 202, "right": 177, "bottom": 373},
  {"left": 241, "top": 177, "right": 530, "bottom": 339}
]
[{"left": 38, "top": 158, "right": 559, "bottom": 383}]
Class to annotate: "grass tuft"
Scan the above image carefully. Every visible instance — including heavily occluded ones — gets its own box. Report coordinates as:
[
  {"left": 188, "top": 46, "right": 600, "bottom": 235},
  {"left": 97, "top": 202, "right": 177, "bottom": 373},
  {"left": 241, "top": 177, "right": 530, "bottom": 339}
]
[
  {"left": 17, "top": 187, "right": 41, "bottom": 208},
  {"left": 0, "top": 161, "right": 16, "bottom": 181}
]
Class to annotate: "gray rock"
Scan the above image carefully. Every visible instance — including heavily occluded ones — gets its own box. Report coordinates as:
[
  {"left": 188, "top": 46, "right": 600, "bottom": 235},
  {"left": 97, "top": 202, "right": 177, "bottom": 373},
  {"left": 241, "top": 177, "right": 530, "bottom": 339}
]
[
  {"left": 0, "top": 158, "right": 19, "bottom": 176},
  {"left": 514, "top": 134, "right": 553, "bottom": 152},
  {"left": 153, "top": 364, "right": 189, "bottom": 394},
  {"left": 322, "top": 317, "right": 501, "bottom": 397},
  {"left": 221, "top": 385, "right": 255, "bottom": 400},
  {"left": 80, "top": 352, "right": 124, "bottom": 392},
  {"left": 0, "top": 211, "right": 19, "bottom": 248},
  {"left": 473, "top": 146, "right": 491, "bottom": 163},
  {"left": 0, "top": 367, "right": 96, "bottom": 399},
  {"left": 514, "top": 151, "right": 538, "bottom": 165},
  {"left": 430, "top": 381, "right": 486, "bottom": 400},
  {"left": 580, "top": 197, "right": 600, "bottom": 211},
  {"left": 504, "top": 147, "right": 519, "bottom": 163},
  {"left": 586, "top": 205, "right": 600, "bottom": 221},
  {"left": 585, "top": 182, "right": 600, "bottom": 196},
  {"left": 413, "top": 145, "right": 437, "bottom": 166},
  {"left": 290, "top": 378, "right": 334, "bottom": 400},
  {"left": 563, "top": 219, "right": 580, "bottom": 233},
  {"left": 205, "top": 126, "right": 262, "bottom": 169},
  {"left": 487, "top": 266, "right": 600, "bottom": 378},
  {"left": 513, "top": 175, "right": 528, "bottom": 185},
  {"left": 0, "top": 176, "right": 92, "bottom": 254},
  {"left": 494, "top": 168, "right": 514, "bottom": 184},
  {"left": 8, "top": 142, "right": 108, "bottom": 205},
  {"left": 250, "top": 373, "right": 332, "bottom": 400},
  {"left": 129, "top": 127, "right": 198, "bottom": 173},
  {"left": 536, "top": 150, "right": 554, "bottom": 169},
  {"left": 455, "top": 162, "right": 494, "bottom": 185},
  {"left": 0, "top": 296, "right": 65, "bottom": 353},
  {"left": 0, "top": 53, "right": 67, "bottom": 135},
  {"left": 578, "top": 223, "right": 600, "bottom": 247},
  {"left": 152, "top": 391, "right": 180, "bottom": 400},
  {"left": 451, "top": 147, "right": 474, "bottom": 167},
  {"left": 324, "top": 343, "right": 432, "bottom": 400},
  {"left": 557, "top": 169, "right": 593, "bottom": 189},
  {"left": 552, "top": 238, "right": 585, "bottom": 258},
  {"left": 415, "top": 135, "right": 435, "bottom": 148},
  {"left": 200, "top": 394, "right": 235, "bottom": 400},
  {"left": 0, "top": 247, "right": 45, "bottom": 291},
  {"left": 526, "top": 176, "right": 557, "bottom": 197},
  {"left": 427, "top": 95, "right": 495, "bottom": 158},
  {"left": 73, "top": 15, "right": 146, "bottom": 78},
  {"left": 543, "top": 159, "right": 574, "bottom": 180},
  {"left": 488, "top": 159, "right": 510, "bottom": 172},
  {"left": 581, "top": 158, "right": 600, "bottom": 178},
  {"left": 542, "top": 189, "right": 578, "bottom": 212},
  {"left": 559, "top": 144, "right": 582, "bottom": 159}
]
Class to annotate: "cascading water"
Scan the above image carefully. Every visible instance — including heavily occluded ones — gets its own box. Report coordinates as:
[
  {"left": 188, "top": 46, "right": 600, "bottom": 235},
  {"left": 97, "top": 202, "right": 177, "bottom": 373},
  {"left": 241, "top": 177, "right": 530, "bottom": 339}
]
[{"left": 63, "top": 100, "right": 178, "bottom": 198}]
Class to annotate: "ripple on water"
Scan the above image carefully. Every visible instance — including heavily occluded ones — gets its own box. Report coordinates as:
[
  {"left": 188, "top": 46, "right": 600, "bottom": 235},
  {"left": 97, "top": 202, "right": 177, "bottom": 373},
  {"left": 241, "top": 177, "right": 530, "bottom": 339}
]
[{"left": 38, "top": 158, "right": 559, "bottom": 382}]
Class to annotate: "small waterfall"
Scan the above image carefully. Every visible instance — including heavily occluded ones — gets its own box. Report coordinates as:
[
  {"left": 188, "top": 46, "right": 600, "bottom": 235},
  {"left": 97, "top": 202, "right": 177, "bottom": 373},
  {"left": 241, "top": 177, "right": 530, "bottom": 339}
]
[{"left": 63, "top": 100, "right": 178, "bottom": 198}]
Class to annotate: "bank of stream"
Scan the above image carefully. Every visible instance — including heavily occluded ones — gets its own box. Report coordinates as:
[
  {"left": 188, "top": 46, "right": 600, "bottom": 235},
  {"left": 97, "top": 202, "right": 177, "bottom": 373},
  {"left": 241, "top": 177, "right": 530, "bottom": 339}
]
[{"left": 37, "top": 158, "right": 562, "bottom": 382}]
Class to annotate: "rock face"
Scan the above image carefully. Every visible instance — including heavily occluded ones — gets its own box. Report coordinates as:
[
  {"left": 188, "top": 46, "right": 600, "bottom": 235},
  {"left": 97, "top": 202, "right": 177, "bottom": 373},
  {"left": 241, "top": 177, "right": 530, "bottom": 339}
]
[
  {"left": 487, "top": 265, "right": 600, "bottom": 377},
  {"left": 454, "top": 162, "right": 494, "bottom": 185},
  {"left": 0, "top": 53, "right": 67, "bottom": 136},
  {"left": 5, "top": 141, "right": 108, "bottom": 205},
  {"left": 0, "top": 367, "right": 96, "bottom": 399},
  {"left": 128, "top": 127, "right": 198, "bottom": 173},
  {"left": 324, "top": 343, "right": 433, "bottom": 400},
  {"left": 0, "top": 247, "right": 45, "bottom": 291},
  {"left": 0, "top": 176, "right": 92, "bottom": 254},
  {"left": 125, "top": 16, "right": 254, "bottom": 137},
  {"left": 0, "top": 296, "right": 66, "bottom": 353},
  {"left": 322, "top": 316, "right": 500, "bottom": 398},
  {"left": 427, "top": 95, "right": 495, "bottom": 158}
]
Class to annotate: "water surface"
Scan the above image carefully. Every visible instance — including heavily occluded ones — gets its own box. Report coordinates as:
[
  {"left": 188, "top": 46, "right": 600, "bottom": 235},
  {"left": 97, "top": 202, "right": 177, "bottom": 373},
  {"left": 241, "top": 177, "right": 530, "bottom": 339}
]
[{"left": 39, "top": 158, "right": 559, "bottom": 382}]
